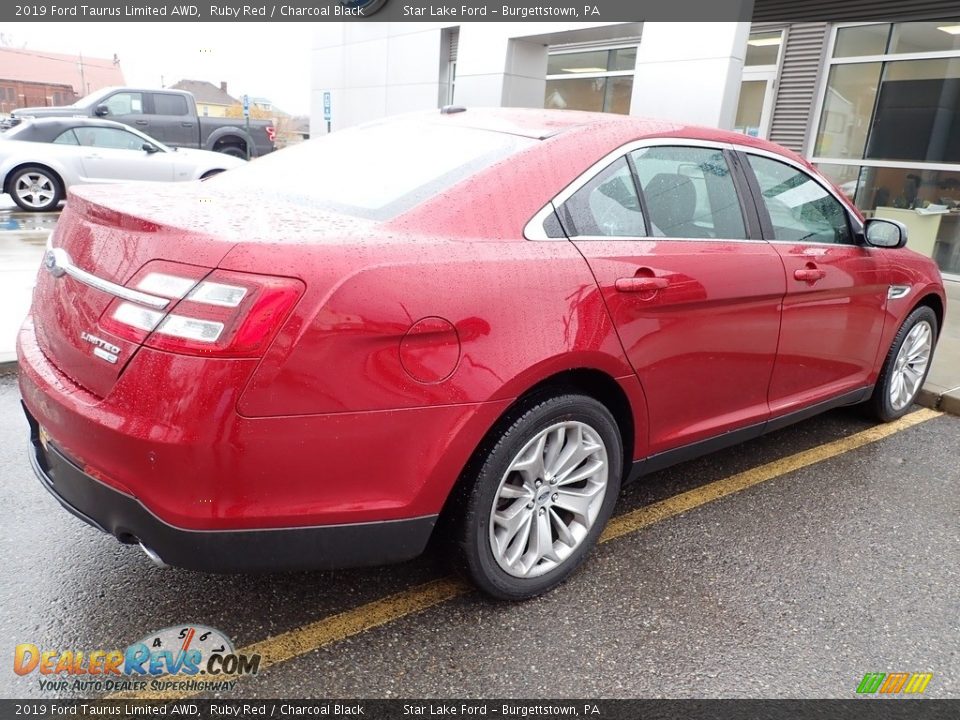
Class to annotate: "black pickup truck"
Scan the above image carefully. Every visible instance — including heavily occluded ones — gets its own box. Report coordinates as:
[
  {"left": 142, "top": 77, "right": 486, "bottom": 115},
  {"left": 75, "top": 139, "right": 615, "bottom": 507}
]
[{"left": 5, "top": 87, "right": 275, "bottom": 158}]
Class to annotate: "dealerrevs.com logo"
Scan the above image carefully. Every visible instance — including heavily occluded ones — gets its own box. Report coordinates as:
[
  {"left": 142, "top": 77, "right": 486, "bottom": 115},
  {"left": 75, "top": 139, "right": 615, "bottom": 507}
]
[{"left": 14, "top": 625, "right": 260, "bottom": 694}]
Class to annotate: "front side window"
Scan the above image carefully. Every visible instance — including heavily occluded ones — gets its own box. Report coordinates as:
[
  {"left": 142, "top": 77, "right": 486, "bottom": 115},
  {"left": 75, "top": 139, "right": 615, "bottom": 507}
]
[
  {"left": 103, "top": 92, "right": 143, "bottom": 116},
  {"left": 557, "top": 157, "right": 644, "bottom": 237},
  {"left": 631, "top": 146, "right": 746, "bottom": 239},
  {"left": 75, "top": 127, "right": 147, "bottom": 151},
  {"left": 748, "top": 155, "right": 852, "bottom": 245}
]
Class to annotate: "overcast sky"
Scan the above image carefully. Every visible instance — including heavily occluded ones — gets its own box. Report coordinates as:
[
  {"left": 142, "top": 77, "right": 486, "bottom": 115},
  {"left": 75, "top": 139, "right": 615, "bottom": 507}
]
[{"left": 5, "top": 23, "right": 314, "bottom": 116}]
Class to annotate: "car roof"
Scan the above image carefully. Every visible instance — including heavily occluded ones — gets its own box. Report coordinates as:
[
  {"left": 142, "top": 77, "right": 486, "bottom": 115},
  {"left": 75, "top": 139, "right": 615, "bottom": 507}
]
[
  {"left": 5, "top": 116, "right": 142, "bottom": 142},
  {"left": 419, "top": 107, "right": 807, "bottom": 165}
]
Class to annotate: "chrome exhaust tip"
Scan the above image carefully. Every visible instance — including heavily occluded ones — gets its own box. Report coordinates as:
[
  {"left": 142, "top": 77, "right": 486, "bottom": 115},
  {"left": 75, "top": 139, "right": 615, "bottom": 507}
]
[{"left": 139, "top": 543, "right": 169, "bottom": 569}]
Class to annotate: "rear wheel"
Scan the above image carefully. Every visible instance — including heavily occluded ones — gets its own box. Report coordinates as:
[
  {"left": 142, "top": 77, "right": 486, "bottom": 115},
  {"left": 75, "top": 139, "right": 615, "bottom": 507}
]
[
  {"left": 217, "top": 146, "right": 246, "bottom": 159},
  {"left": 9, "top": 165, "right": 62, "bottom": 212},
  {"left": 868, "top": 306, "right": 937, "bottom": 421},
  {"left": 451, "top": 393, "right": 622, "bottom": 600}
]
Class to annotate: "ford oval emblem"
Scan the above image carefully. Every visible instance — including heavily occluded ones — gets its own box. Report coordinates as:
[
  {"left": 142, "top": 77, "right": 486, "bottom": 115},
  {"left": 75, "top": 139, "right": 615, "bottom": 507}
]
[{"left": 338, "top": 0, "right": 389, "bottom": 15}]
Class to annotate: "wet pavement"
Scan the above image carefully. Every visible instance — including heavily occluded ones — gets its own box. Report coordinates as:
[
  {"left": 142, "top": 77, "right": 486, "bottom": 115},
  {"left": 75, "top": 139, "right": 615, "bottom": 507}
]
[
  {"left": 0, "top": 368, "right": 956, "bottom": 699},
  {"left": 0, "top": 199, "right": 54, "bottom": 363}
]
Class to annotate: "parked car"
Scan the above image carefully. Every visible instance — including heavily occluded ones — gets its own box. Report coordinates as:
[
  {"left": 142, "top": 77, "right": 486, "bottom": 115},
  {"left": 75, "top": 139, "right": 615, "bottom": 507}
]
[
  {"left": 1, "top": 117, "right": 244, "bottom": 211},
  {"left": 18, "top": 109, "right": 944, "bottom": 600},
  {"left": 3, "top": 86, "right": 275, "bottom": 159}
]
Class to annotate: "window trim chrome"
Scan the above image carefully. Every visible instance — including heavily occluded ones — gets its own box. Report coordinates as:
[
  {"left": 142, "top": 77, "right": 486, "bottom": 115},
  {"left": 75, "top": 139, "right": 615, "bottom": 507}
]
[
  {"left": 523, "top": 135, "right": 865, "bottom": 246},
  {"left": 525, "top": 138, "right": 747, "bottom": 242}
]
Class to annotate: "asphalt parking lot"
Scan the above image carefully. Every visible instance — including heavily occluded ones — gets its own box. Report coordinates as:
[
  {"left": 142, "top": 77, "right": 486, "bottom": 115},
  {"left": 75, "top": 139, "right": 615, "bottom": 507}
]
[{"left": 0, "top": 370, "right": 957, "bottom": 700}]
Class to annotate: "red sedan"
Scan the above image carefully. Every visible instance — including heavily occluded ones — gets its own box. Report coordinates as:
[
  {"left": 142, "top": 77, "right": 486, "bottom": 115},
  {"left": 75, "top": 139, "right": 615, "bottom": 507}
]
[{"left": 18, "top": 109, "right": 944, "bottom": 599}]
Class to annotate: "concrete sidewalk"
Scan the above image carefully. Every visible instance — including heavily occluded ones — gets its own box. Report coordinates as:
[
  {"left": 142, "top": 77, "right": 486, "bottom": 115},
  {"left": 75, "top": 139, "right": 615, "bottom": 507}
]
[{"left": 919, "top": 278, "right": 960, "bottom": 415}]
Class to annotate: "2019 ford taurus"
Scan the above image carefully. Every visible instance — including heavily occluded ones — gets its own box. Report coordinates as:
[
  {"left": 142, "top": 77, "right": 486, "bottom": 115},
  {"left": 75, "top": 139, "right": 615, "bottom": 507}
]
[{"left": 18, "top": 109, "right": 944, "bottom": 599}]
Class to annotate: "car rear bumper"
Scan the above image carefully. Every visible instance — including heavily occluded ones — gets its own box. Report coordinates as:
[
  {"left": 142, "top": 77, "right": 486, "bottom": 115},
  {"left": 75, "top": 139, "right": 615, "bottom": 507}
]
[
  {"left": 17, "top": 315, "right": 511, "bottom": 533},
  {"left": 23, "top": 402, "right": 436, "bottom": 572}
]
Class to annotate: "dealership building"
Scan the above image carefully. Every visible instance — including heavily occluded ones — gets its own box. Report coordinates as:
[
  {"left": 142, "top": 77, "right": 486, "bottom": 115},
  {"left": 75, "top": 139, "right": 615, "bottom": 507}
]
[{"left": 312, "top": 9, "right": 960, "bottom": 279}]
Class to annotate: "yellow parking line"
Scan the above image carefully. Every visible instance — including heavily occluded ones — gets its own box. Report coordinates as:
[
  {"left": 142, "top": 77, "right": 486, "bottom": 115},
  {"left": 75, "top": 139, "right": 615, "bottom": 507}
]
[
  {"left": 108, "top": 407, "right": 942, "bottom": 701},
  {"left": 600, "top": 407, "right": 942, "bottom": 542}
]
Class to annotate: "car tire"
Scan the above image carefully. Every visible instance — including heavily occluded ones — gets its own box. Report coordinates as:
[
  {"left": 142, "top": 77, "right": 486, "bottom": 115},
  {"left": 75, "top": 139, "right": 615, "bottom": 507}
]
[
  {"left": 8, "top": 165, "right": 63, "bottom": 212},
  {"left": 218, "top": 146, "right": 247, "bottom": 159},
  {"left": 451, "top": 393, "right": 623, "bottom": 600},
  {"left": 868, "top": 305, "right": 938, "bottom": 422},
  {"left": 200, "top": 169, "right": 225, "bottom": 180}
]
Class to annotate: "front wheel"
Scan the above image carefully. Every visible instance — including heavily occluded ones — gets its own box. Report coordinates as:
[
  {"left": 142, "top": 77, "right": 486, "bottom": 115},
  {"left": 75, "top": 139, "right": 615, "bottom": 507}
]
[
  {"left": 452, "top": 393, "right": 623, "bottom": 600},
  {"left": 9, "top": 165, "right": 63, "bottom": 212},
  {"left": 868, "top": 306, "right": 938, "bottom": 422}
]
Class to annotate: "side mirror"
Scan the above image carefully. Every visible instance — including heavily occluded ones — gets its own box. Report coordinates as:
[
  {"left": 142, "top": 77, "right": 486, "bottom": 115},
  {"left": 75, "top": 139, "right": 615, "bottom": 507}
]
[
  {"left": 864, "top": 218, "right": 908, "bottom": 249},
  {"left": 142, "top": 142, "right": 159, "bottom": 154},
  {"left": 94, "top": 104, "right": 109, "bottom": 117}
]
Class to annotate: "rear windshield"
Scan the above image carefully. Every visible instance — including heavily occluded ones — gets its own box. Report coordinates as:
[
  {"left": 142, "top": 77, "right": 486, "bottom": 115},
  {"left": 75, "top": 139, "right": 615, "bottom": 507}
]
[{"left": 207, "top": 119, "right": 536, "bottom": 220}]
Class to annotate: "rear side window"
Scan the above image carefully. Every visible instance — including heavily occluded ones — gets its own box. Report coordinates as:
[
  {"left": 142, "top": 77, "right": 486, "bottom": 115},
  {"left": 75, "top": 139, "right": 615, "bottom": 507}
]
[
  {"left": 631, "top": 146, "right": 746, "bottom": 240},
  {"left": 558, "top": 157, "right": 645, "bottom": 237},
  {"left": 74, "top": 127, "right": 145, "bottom": 151},
  {"left": 747, "top": 155, "right": 853, "bottom": 245},
  {"left": 208, "top": 121, "right": 535, "bottom": 221},
  {"left": 53, "top": 129, "right": 80, "bottom": 145},
  {"left": 153, "top": 94, "right": 189, "bottom": 116}
]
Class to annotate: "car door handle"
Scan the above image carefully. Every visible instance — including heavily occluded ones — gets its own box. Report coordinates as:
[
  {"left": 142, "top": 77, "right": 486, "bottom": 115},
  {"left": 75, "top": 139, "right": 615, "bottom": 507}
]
[
  {"left": 180, "top": 122, "right": 193, "bottom": 127},
  {"left": 794, "top": 265, "right": 826, "bottom": 283},
  {"left": 615, "top": 276, "right": 669, "bottom": 293},
  {"left": 134, "top": 120, "right": 149, "bottom": 126}
]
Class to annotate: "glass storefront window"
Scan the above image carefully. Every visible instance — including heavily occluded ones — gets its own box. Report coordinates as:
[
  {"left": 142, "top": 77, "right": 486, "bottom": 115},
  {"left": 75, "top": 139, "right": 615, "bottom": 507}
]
[
  {"left": 817, "top": 22, "right": 960, "bottom": 276},
  {"left": 834, "top": 24, "right": 890, "bottom": 58},
  {"left": 546, "top": 48, "right": 637, "bottom": 76},
  {"left": 816, "top": 162, "right": 864, "bottom": 202},
  {"left": 545, "top": 46, "right": 637, "bottom": 114},
  {"left": 547, "top": 50, "right": 610, "bottom": 76},
  {"left": 817, "top": 162, "right": 960, "bottom": 275},
  {"left": 734, "top": 80, "right": 766, "bottom": 136},
  {"left": 813, "top": 63, "right": 881, "bottom": 159},
  {"left": 890, "top": 21, "right": 960, "bottom": 54},
  {"left": 865, "top": 58, "right": 960, "bottom": 163},
  {"left": 745, "top": 31, "right": 782, "bottom": 67},
  {"left": 544, "top": 77, "right": 634, "bottom": 114}
]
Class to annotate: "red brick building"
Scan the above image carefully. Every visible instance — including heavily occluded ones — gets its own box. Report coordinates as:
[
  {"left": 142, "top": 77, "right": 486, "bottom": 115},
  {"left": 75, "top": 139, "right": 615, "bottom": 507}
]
[{"left": 0, "top": 47, "right": 125, "bottom": 113}]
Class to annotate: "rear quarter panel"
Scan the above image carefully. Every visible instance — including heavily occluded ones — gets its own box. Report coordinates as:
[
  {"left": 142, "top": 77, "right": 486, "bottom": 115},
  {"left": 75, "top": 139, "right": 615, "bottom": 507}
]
[{"left": 230, "top": 238, "right": 638, "bottom": 415}]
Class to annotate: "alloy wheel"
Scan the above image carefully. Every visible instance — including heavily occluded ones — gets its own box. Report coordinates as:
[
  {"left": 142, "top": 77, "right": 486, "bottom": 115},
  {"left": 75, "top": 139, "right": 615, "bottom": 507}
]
[
  {"left": 488, "top": 421, "right": 609, "bottom": 579},
  {"left": 14, "top": 172, "right": 56, "bottom": 209},
  {"left": 889, "top": 320, "right": 932, "bottom": 411}
]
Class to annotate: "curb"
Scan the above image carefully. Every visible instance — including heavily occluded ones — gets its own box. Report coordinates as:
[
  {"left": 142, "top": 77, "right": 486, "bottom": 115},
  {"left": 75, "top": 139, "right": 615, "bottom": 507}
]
[{"left": 917, "top": 385, "right": 960, "bottom": 416}]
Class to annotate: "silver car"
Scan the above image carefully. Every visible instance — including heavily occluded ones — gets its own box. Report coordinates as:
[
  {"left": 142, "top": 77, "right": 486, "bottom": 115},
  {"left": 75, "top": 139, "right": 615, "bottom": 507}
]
[{"left": 1, "top": 117, "right": 245, "bottom": 212}]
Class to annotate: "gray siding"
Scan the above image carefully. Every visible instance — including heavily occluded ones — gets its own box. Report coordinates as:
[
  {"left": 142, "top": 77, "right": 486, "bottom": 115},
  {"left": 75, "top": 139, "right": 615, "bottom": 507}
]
[{"left": 768, "top": 23, "right": 829, "bottom": 154}]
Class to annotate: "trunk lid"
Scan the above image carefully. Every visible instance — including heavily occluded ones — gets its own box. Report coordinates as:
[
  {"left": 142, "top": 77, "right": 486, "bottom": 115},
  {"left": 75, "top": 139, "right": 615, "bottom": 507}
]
[
  {"left": 33, "top": 184, "right": 241, "bottom": 397},
  {"left": 33, "top": 182, "right": 378, "bottom": 398}
]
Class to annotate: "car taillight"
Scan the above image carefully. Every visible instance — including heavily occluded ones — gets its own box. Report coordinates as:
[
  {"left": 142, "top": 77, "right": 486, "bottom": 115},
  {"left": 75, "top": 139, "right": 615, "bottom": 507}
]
[
  {"left": 266, "top": 125, "right": 276, "bottom": 143},
  {"left": 101, "top": 268, "right": 304, "bottom": 358}
]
